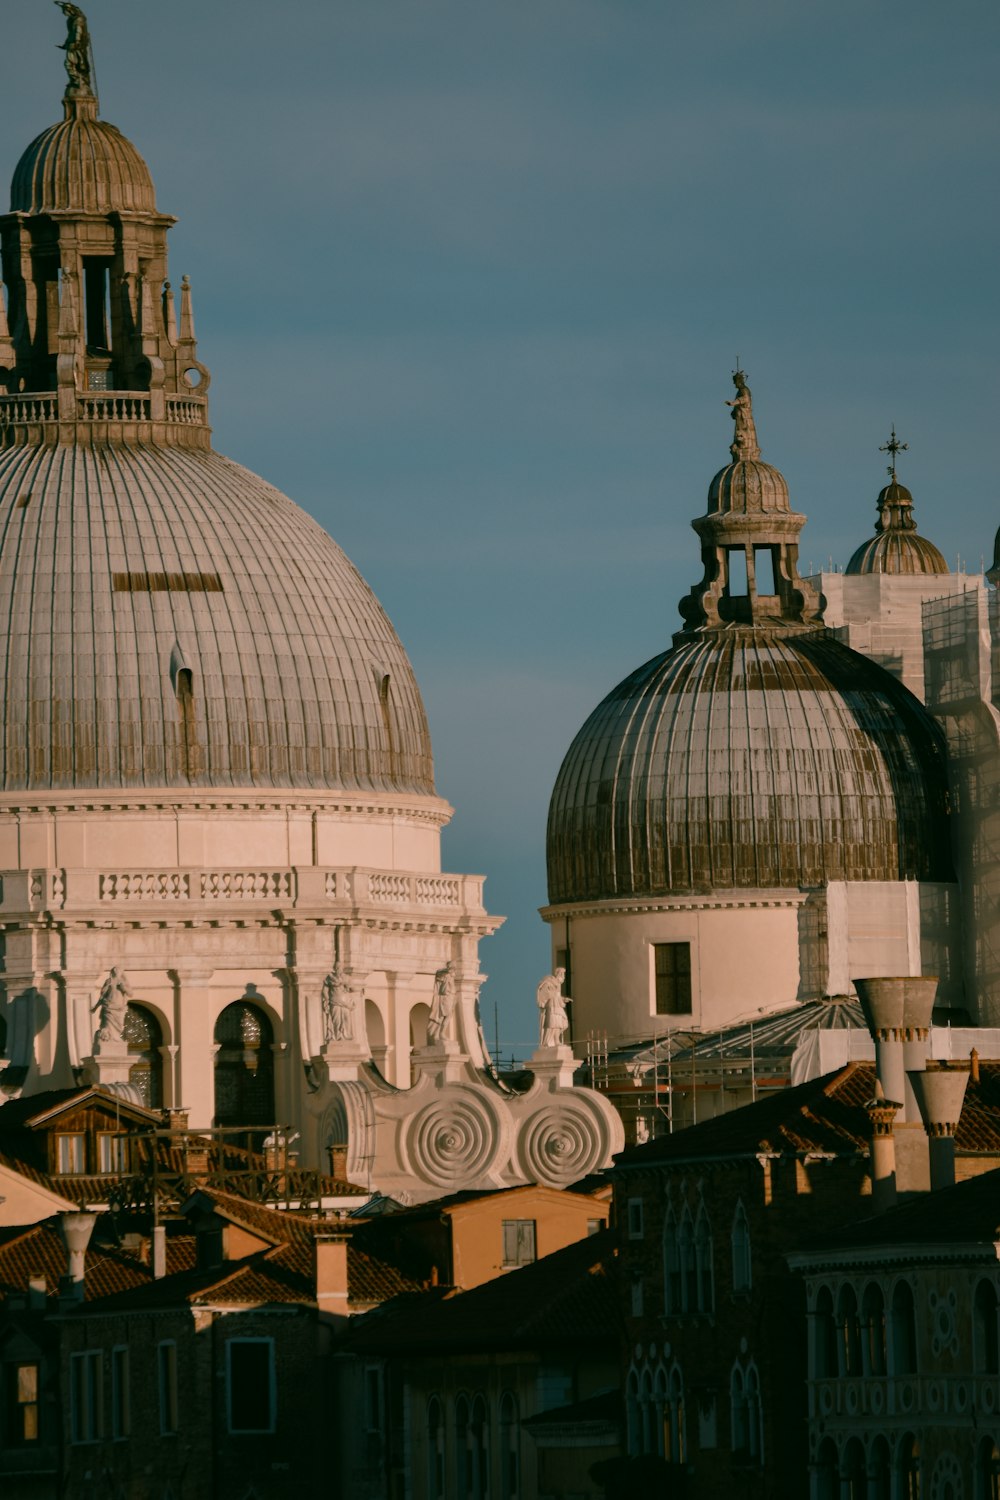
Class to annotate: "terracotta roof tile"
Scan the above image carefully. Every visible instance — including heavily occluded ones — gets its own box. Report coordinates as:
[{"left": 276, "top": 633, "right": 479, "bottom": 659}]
[
  {"left": 617, "top": 1061, "right": 1000, "bottom": 1168},
  {"left": 346, "top": 1229, "right": 621, "bottom": 1355}
]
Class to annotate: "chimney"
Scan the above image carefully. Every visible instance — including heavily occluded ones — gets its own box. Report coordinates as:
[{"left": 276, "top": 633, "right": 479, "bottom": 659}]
[
  {"left": 854, "top": 976, "right": 937, "bottom": 1123},
  {"left": 58, "top": 1212, "right": 97, "bottom": 1302},
  {"left": 907, "top": 1062, "right": 970, "bottom": 1192},
  {"left": 28, "top": 1274, "right": 47, "bottom": 1311},
  {"left": 315, "top": 1234, "right": 350, "bottom": 1321},
  {"left": 152, "top": 1225, "right": 167, "bottom": 1280},
  {"left": 865, "top": 1079, "right": 901, "bottom": 1212},
  {"left": 971, "top": 1048, "right": 981, "bottom": 1086}
]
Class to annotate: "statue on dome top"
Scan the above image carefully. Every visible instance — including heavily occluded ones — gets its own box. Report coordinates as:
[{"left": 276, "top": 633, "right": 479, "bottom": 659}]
[
  {"left": 726, "top": 368, "right": 761, "bottom": 462},
  {"left": 56, "top": 2, "right": 93, "bottom": 94}
]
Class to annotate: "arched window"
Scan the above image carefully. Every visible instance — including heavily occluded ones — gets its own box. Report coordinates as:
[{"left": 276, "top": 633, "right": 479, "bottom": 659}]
[
  {"left": 499, "top": 1392, "right": 519, "bottom": 1500},
  {"left": 842, "top": 1437, "right": 866, "bottom": 1500},
  {"left": 427, "top": 1397, "right": 445, "bottom": 1500},
  {"left": 666, "top": 1362, "right": 686, "bottom": 1464},
  {"left": 976, "top": 1436, "right": 1000, "bottom": 1500},
  {"left": 625, "top": 1368, "right": 641, "bottom": 1458},
  {"left": 455, "top": 1395, "right": 471, "bottom": 1497},
  {"left": 730, "top": 1364, "right": 748, "bottom": 1454},
  {"left": 213, "top": 1001, "right": 275, "bottom": 1131},
  {"left": 694, "top": 1202, "right": 714, "bottom": 1314},
  {"left": 815, "top": 1437, "right": 838, "bottom": 1500},
  {"left": 469, "top": 1394, "right": 489, "bottom": 1500},
  {"left": 663, "top": 1207, "right": 681, "bottom": 1314},
  {"left": 861, "top": 1283, "right": 887, "bottom": 1377},
  {"left": 896, "top": 1434, "right": 920, "bottom": 1500},
  {"left": 124, "top": 1003, "right": 163, "bottom": 1109},
  {"left": 837, "top": 1285, "right": 862, "bottom": 1377},
  {"left": 653, "top": 1365, "right": 668, "bottom": 1459},
  {"left": 678, "top": 1209, "right": 695, "bottom": 1312},
  {"left": 975, "top": 1282, "right": 1000, "bottom": 1375},
  {"left": 639, "top": 1368, "right": 654, "bottom": 1456},
  {"left": 744, "top": 1363, "right": 761, "bottom": 1462},
  {"left": 870, "top": 1435, "right": 891, "bottom": 1500},
  {"left": 890, "top": 1282, "right": 918, "bottom": 1376},
  {"left": 409, "top": 1002, "right": 431, "bottom": 1051},
  {"left": 812, "top": 1286, "right": 837, "bottom": 1378},
  {"left": 731, "top": 1199, "right": 751, "bottom": 1293}
]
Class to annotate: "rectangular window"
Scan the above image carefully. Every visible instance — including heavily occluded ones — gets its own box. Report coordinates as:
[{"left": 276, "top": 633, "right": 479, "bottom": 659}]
[
  {"left": 631, "top": 1275, "right": 644, "bottom": 1317},
  {"left": 5, "top": 1362, "right": 40, "bottom": 1445},
  {"left": 158, "top": 1342, "right": 178, "bottom": 1435},
  {"left": 227, "top": 1339, "right": 275, "bottom": 1435},
  {"left": 56, "top": 1134, "right": 86, "bottom": 1174},
  {"left": 654, "top": 943, "right": 692, "bottom": 1016},
  {"left": 753, "top": 546, "right": 777, "bottom": 594},
  {"left": 111, "top": 1347, "right": 129, "bottom": 1440},
  {"left": 70, "top": 1350, "right": 102, "bottom": 1443},
  {"left": 98, "top": 1133, "right": 127, "bottom": 1174},
  {"left": 502, "top": 1220, "right": 537, "bottom": 1268},
  {"left": 627, "top": 1198, "right": 644, "bottom": 1239}
]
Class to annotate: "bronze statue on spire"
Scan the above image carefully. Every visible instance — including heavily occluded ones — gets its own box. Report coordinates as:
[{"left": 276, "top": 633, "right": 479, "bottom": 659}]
[
  {"left": 725, "top": 368, "right": 761, "bottom": 462},
  {"left": 55, "top": 2, "right": 93, "bottom": 94}
]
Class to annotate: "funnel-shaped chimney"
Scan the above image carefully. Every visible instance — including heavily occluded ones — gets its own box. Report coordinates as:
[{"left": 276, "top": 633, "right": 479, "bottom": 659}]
[{"left": 907, "top": 1063, "right": 970, "bottom": 1191}]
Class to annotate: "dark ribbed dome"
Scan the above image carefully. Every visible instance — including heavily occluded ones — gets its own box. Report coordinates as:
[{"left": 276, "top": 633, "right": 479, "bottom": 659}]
[
  {"left": 846, "top": 479, "right": 948, "bottom": 577},
  {"left": 707, "top": 458, "right": 790, "bottom": 516},
  {"left": 546, "top": 628, "right": 953, "bottom": 904},
  {"left": 11, "top": 100, "right": 156, "bottom": 215}
]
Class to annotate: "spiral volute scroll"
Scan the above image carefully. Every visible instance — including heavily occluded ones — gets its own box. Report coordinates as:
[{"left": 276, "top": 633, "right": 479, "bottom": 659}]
[
  {"left": 517, "top": 1097, "right": 610, "bottom": 1186},
  {"left": 405, "top": 1091, "right": 506, "bottom": 1188}
]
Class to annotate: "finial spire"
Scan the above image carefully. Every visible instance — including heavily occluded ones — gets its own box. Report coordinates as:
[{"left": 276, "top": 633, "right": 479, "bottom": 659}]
[
  {"left": 725, "top": 367, "right": 761, "bottom": 462},
  {"left": 55, "top": 3, "right": 95, "bottom": 100},
  {"left": 879, "top": 425, "right": 908, "bottom": 481}
]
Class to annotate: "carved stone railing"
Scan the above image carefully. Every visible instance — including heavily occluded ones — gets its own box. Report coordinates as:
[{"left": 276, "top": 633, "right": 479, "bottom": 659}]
[
  {"left": 0, "top": 389, "right": 210, "bottom": 449},
  {"left": 3, "top": 866, "right": 485, "bottom": 915},
  {"left": 165, "top": 394, "right": 207, "bottom": 424},
  {"left": 79, "top": 393, "right": 151, "bottom": 422}
]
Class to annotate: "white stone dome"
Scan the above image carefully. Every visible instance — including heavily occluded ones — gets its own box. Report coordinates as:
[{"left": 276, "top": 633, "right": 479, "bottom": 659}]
[{"left": 0, "top": 442, "right": 433, "bottom": 793}]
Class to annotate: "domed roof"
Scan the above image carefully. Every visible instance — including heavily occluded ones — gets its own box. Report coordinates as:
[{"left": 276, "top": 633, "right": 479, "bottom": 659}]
[
  {"left": 11, "top": 97, "right": 156, "bottom": 215},
  {"left": 707, "top": 457, "right": 790, "bottom": 516},
  {"left": 846, "top": 479, "right": 948, "bottom": 577},
  {"left": 0, "top": 443, "right": 433, "bottom": 794},
  {"left": 546, "top": 629, "right": 952, "bottom": 904}
]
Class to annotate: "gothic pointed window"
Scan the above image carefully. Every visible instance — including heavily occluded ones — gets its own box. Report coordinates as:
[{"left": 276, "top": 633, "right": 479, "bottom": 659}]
[
  {"left": 694, "top": 1201, "right": 714, "bottom": 1313},
  {"left": 213, "top": 1002, "right": 275, "bottom": 1131},
  {"left": 731, "top": 1200, "right": 751, "bottom": 1293}
]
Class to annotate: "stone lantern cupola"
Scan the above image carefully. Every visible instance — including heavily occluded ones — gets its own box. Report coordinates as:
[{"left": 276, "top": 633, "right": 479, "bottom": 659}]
[
  {"left": 677, "top": 369, "right": 821, "bottom": 634},
  {"left": 846, "top": 429, "right": 948, "bottom": 577},
  {"left": 0, "top": 5, "right": 210, "bottom": 446}
]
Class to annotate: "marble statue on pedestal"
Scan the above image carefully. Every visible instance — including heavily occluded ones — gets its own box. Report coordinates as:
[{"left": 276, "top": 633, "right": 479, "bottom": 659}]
[{"left": 537, "top": 967, "right": 569, "bottom": 1047}]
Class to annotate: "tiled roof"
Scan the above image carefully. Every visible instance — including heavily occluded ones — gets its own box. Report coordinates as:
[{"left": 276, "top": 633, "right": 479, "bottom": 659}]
[
  {"left": 794, "top": 1163, "right": 1000, "bottom": 1258},
  {"left": 0, "top": 1086, "right": 160, "bottom": 1129},
  {"left": 183, "top": 1188, "right": 333, "bottom": 1244},
  {"left": 345, "top": 1229, "right": 621, "bottom": 1355},
  {"left": 616, "top": 1061, "right": 1000, "bottom": 1167},
  {"left": 0, "top": 1219, "right": 193, "bottom": 1302}
]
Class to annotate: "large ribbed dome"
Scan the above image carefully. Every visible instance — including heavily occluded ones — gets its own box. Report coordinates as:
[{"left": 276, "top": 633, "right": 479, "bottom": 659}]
[
  {"left": 546, "top": 628, "right": 952, "bottom": 903},
  {"left": 11, "top": 102, "right": 156, "bottom": 215},
  {"left": 0, "top": 443, "right": 433, "bottom": 793}
]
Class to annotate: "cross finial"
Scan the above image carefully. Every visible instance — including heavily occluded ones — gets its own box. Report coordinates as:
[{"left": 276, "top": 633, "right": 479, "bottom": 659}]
[{"left": 879, "top": 425, "right": 908, "bottom": 481}]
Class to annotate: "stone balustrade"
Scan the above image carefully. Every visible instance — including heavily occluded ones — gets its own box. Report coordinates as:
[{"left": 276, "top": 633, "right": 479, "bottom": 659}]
[
  {"left": 0, "top": 389, "right": 210, "bottom": 448},
  {"left": 3, "top": 866, "right": 485, "bottom": 915}
]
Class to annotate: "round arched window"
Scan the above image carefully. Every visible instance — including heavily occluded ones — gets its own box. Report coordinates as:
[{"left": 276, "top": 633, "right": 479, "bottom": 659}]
[
  {"left": 213, "top": 1001, "right": 275, "bottom": 1130},
  {"left": 124, "top": 1003, "right": 163, "bottom": 1109}
]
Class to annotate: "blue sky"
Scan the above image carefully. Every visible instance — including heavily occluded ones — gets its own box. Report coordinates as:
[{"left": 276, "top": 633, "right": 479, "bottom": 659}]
[{"left": 5, "top": 1, "right": 999, "bottom": 1055}]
